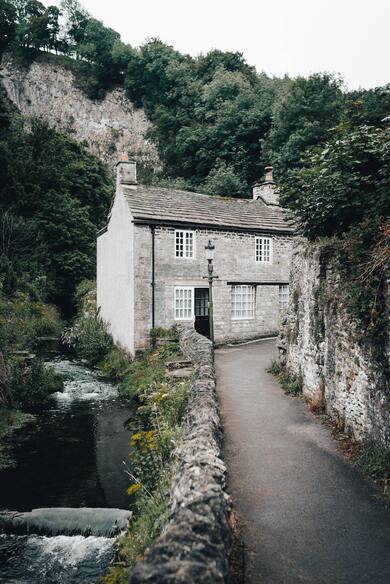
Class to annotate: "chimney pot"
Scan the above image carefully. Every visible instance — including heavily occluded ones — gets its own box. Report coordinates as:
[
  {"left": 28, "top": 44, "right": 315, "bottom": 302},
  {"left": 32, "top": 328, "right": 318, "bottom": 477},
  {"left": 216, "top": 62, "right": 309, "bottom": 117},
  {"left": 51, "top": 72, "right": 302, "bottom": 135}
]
[{"left": 265, "top": 165, "right": 274, "bottom": 182}]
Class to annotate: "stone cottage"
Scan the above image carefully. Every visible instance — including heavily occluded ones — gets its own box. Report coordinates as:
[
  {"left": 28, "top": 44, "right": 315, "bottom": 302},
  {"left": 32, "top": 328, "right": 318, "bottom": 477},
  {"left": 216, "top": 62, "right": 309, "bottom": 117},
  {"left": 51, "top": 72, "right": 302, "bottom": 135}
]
[{"left": 97, "top": 160, "right": 294, "bottom": 354}]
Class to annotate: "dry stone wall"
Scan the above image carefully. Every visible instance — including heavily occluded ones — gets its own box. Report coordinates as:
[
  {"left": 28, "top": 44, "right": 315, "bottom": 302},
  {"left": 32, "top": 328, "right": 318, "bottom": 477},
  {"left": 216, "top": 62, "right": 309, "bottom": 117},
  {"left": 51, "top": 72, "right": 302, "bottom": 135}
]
[
  {"left": 130, "top": 327, "right": 232, "bottom": 584},
  {"left": 279, "top": 242, "right": 390, "bottom": 446},
  {"left": 0, "top": 52, "right": 159, "bottom": 170}
]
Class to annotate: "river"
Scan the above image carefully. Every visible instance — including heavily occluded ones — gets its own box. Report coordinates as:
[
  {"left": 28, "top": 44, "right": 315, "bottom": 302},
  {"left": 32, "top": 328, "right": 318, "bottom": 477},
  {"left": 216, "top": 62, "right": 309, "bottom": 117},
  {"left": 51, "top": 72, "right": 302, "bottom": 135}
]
[{"left": 0, "top": 357, "right": 133, "bottom": 584}]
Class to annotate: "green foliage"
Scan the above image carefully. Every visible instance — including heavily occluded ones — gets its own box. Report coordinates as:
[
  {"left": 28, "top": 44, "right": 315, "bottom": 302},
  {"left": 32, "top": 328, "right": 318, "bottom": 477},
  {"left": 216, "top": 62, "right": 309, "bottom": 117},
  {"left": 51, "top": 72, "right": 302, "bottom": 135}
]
[
  {"left": 263, "top": 74, "right": 344, "bottom": 182},
  {"left": 355, "top": 442, "right": 390, "bottom": 481},
  {"left": 0, "top": 97, "right": 114, "bottom": 310},
  {"left": 8, "top": 356, "right": 63, "bottom": 406},
  {"left": 267, "top": 360, "right": 303, "bottom": 396},
  {"left": 335, "top": 220, "right": 389, "bottom": 361},
  {"left": 0, "top": 292, "right": 63, "bottom": 353},
  {"left": 63, "top": 279, "right": 114, "bottom": 365},
  {"left": 281, "top": 125, "right": 390, "bottom": 239},
  {"left": 0, "top": 0, "right": 16, "bottom": 54},
  {"left": 75, "top": 316, "right": 113, "bottom": 365}
]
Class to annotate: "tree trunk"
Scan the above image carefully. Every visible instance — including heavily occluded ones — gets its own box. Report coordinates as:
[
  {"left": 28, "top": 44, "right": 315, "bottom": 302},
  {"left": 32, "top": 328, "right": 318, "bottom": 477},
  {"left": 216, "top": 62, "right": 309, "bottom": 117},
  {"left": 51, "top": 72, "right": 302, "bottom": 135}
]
[{"left": 0, "top": 351, "right": 13, "bottom": 408}]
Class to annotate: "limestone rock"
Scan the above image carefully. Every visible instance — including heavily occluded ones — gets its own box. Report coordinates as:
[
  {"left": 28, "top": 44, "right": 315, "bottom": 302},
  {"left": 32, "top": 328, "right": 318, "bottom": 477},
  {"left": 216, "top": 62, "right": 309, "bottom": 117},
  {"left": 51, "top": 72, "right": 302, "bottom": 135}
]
[{"left": 0, "top": 52, "right": 159, "bottom": 170}]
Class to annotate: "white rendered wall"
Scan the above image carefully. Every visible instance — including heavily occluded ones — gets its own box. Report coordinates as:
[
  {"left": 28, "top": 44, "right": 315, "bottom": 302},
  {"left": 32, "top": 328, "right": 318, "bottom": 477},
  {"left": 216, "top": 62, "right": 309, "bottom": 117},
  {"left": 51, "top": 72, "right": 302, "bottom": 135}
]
[{"left": 97, "top": 189, "right": 134, "bottom": 353}]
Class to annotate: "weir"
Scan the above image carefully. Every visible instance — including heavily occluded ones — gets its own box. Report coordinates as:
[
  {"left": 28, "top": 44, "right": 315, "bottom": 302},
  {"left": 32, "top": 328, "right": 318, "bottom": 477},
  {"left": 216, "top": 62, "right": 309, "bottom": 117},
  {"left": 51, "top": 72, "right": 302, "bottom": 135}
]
[{"left": 0, "top": 507, "right": 132, "bottom": 537}]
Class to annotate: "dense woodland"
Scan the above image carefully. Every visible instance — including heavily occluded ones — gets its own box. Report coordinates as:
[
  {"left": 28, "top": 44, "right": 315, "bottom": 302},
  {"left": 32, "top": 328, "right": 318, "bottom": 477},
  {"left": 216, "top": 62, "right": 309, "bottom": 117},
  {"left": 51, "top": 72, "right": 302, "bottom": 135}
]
[{"left": 0, "top": 0, "right": 389, "bottom": 403}]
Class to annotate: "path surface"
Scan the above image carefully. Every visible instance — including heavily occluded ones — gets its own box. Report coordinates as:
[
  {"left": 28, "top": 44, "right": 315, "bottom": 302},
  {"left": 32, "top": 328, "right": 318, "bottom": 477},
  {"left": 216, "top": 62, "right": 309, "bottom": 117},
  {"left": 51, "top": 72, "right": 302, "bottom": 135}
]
[{"left": 216, "top": 339, "right": 390, "bottom": 584}]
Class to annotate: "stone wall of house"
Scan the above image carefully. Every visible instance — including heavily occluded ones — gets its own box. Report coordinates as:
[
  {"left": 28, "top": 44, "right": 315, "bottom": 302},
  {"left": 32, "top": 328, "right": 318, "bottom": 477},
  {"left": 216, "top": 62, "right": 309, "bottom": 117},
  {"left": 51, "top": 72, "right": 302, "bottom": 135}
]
[
  {"left": 279, "top": 242, "right": 390, "bottom": 446},
  {"left": 130, "top": 327, "right": 232, "bottom": 584},
  {"left": 132, "top": 222, "right": 294, "bottom": 351},
  {"left": 0, "top": 52, "right": 159, "bottom": 169},
  {"left": 97, "top": 190, "right": 135, "bottom": 352}
]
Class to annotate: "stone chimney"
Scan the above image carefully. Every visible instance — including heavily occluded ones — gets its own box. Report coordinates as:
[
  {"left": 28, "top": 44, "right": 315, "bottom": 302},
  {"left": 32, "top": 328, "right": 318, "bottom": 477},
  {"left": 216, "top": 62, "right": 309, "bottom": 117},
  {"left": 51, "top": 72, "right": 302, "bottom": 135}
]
[
  {"left": 252, "top": 165, "right": 279, "bottom": 206},
  {"left": 116, "top": 153, "right": 137, "bottom": 188}
]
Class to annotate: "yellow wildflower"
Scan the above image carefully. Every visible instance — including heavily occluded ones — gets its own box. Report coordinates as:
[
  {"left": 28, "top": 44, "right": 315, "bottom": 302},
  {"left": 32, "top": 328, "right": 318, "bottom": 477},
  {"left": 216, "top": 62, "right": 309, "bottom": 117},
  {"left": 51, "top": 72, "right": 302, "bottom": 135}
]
[{"left": 127, "top": 482, "right": 142, "bottom": 496}]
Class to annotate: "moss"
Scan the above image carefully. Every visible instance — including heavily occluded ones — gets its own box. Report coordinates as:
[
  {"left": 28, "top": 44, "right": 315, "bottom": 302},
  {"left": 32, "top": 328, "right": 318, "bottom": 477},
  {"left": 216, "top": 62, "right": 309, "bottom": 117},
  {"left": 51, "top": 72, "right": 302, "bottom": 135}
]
[{"left": 312, "top": 280, "right": 326, "bottom": 347}]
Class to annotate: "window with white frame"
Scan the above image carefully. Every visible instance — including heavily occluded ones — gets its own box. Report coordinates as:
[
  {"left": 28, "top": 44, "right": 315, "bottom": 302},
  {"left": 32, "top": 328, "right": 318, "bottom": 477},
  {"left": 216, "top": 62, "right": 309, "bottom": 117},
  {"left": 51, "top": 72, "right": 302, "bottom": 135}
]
[
  {"left": 255, "top": 237, "right": 272, "bottom": 263},
  {"left": 175, "top": 230, "right": 195, "bottom": 258},
  {"left": 231, "top": 285, "right": 256, "bottom": 319},
  {"left": 174, "top": 287, "right": 193, "bottom": 320},
  {"left": 279, "top": 284, "right": 289, "bottom": 311}
]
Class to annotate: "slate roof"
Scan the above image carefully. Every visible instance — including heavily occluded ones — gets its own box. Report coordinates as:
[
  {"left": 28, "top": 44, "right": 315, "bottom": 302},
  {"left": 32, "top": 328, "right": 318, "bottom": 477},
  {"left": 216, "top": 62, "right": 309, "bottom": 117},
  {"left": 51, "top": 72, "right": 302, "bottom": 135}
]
[{"left": 123, "top": 185, "right": 293, "bottom": 234}]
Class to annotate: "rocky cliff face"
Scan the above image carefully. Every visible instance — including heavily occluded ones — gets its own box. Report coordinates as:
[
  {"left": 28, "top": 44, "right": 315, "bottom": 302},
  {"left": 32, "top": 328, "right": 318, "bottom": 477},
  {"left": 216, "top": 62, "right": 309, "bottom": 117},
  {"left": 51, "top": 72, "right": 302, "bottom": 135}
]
[
  {"left": 279, "top": 242, "right": 390, "bottom": 447},
  {"left": 0, "top": 53, "right": 159, "bottom": 170}
]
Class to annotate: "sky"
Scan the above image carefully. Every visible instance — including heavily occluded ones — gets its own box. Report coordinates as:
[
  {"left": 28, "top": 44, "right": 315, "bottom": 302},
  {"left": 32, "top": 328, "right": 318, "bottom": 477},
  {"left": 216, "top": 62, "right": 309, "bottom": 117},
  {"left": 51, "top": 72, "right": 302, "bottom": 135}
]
[{"left": 46, "top": 0, "right": 390, "bottom": 90}]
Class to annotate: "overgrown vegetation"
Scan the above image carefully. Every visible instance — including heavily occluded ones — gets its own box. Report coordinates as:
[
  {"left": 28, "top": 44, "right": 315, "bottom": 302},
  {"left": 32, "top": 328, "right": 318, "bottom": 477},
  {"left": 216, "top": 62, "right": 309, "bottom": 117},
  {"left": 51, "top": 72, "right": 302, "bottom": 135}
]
[
  {"left": 267, "top": 360, "right": 303, "bottom": 397},
  {"left": 282, "top": 123, "right": 390, "bottom": 374},
  {"left": 65, "top": 281, "right": 188, "bottom": 582},
  {"left": 7, "top": 356, "right": 63, "bottom": 407}
]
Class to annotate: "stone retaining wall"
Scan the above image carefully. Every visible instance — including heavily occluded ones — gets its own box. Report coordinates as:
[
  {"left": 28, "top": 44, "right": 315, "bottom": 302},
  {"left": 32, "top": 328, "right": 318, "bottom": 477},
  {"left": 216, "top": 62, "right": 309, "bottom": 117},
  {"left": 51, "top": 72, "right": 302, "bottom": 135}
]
[
  {"left": 280, "top": 242, "right": 390, "bottom": 446},
  {"left": 130, "top": 327, "right": 232, "bottom": 583}
]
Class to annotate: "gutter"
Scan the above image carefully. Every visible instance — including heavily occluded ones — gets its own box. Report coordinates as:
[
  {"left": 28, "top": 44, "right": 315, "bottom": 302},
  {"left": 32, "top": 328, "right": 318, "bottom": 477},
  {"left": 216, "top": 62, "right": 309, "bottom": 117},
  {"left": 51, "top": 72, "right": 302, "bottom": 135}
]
[{"left": 132, "top": 218, "right": 294, "bottom": 236}]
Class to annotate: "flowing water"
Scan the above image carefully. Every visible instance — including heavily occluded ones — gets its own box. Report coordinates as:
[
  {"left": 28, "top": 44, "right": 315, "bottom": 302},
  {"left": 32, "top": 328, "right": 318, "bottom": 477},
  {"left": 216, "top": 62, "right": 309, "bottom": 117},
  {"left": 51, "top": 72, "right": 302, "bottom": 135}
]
[{"left": 0, "top": 357, "right": 134, "bottom": 584}]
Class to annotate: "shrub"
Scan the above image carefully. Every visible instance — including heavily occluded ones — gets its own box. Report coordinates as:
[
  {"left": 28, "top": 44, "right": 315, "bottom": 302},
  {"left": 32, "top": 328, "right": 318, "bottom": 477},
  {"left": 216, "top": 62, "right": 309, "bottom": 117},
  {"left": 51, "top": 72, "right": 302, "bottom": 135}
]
[
  {"left": 9, "top": 357, "right": 63, "bottom": 407},
  {"left": 76, "top": 316, "right": 114, "bottom": 365}
]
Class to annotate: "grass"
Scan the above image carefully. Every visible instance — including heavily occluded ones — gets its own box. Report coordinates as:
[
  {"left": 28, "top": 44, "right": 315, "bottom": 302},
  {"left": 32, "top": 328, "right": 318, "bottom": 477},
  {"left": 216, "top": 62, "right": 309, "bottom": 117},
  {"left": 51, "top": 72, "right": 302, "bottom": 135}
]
[
  {"left": 356, "top": 442, "right": 390, "bottom": 483},
  {"left": 103, "top": 473, "right": 171, "bottom": 584},
  {"left": 267, "top": 360, "right": 303, "bottom": 396},
  {"left": 101, "top": 337, "right": 189, "bottom": 582}
]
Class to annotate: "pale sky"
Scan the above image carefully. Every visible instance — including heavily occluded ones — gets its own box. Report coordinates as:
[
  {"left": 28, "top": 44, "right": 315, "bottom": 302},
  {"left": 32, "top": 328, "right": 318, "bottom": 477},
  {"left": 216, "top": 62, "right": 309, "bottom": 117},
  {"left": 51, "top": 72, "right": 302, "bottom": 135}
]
[{"left": 47, "top": 0, "right": 390, "bottom": 89}]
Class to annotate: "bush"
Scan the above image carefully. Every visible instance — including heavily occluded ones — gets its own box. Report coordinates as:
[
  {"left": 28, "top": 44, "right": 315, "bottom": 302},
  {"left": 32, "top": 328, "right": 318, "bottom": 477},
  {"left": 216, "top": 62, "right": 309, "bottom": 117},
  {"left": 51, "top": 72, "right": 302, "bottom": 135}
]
[
  {"left": 0, "top": 293, "right": 63, "bottom": 354},
  {"left": 75, "top": 316, "right": 114, "bottom": 365},
  {"left": 9, "top": 357, "right": 63, "bottom": 407}
]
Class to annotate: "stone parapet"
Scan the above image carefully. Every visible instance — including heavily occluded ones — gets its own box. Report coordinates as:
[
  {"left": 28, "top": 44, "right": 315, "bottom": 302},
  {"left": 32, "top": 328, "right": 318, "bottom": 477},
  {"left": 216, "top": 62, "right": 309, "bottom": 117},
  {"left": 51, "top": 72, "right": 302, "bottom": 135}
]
[{"left": 130, "top": 327, "right": 232, "bottom": 583}]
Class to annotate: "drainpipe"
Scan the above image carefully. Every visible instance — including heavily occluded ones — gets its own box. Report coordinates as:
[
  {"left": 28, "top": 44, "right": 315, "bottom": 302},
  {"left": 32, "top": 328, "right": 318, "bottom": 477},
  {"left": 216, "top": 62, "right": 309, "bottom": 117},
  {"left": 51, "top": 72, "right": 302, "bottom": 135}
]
[{"left": 151, "top": 226, "right": 155, "bottom": 329}]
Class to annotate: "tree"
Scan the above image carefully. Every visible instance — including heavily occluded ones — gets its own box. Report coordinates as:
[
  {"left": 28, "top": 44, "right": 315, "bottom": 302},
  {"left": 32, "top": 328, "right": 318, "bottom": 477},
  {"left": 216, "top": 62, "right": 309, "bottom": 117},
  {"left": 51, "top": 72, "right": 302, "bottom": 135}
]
[
  {"left": 280, "top": 125, "right": 390, "bottom": 239},
  {"left": 263, "top": 74, "right": 344, "bottom": 182},
  {"left": 204, "top": 162, "right": 246, "bottom": 197},
  {"left": 0, "top": 113, "right": 113, "bottom": 310},
  {"left": 0, "top": 0, "right": 16, "bottom": 54}
]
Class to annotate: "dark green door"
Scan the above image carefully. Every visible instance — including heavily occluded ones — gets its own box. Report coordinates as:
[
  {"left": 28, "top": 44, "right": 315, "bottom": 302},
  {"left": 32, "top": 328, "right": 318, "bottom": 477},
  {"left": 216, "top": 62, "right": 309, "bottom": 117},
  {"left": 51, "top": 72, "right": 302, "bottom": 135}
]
[{"left": 194, "top": 288, "right": 209, "bottom": 338}]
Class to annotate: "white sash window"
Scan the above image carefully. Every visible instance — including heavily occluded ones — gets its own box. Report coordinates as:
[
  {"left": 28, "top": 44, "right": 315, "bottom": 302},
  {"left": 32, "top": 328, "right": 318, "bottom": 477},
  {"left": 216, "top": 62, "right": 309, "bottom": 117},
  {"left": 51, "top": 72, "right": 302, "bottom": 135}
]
[
  {"left": 174, "top": 287, "right": 194, "bottom": 320},
  {"left": 256, "top": 237, "right": 272, "bottom": 263},
  {"left": 231, "top": 285, "right": 256, "bottom": 319},
  {"left": 175, "top": 230, "right": 195, "bottom": 258}
]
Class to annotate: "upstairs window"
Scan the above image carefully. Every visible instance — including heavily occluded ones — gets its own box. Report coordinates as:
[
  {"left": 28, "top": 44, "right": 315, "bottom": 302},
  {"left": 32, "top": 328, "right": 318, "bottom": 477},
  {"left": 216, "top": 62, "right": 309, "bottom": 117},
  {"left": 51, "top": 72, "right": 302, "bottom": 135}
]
[
  {"left": 174, "top": 287, "right": 193, "bottom": 320},
  {"left": 256, "top": 237, "right": 272, "bottom": 263},
  {"left": 231, "top": 285, "right": 256, "bottom": 319},
  {"left": 175, "top": 230, "right": 195, "bottom": 258},
  {"left": 279, "top": 284, "right": 289, "bottom": 312}
]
